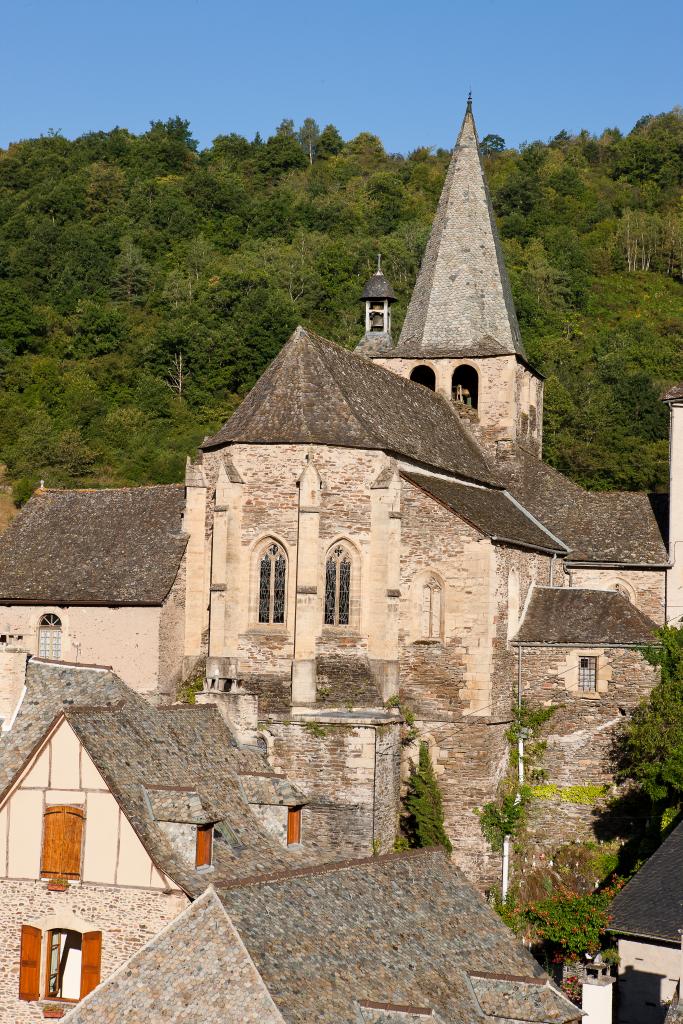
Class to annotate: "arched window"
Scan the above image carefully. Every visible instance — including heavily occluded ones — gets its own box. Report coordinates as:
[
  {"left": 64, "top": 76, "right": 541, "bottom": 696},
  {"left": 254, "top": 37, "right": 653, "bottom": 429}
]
[
  {"left": 421, "top": 578, "right": 443, "bottom": 639},
  {"left": 452, "top": 365, "right": 478, "bottom": 409},
  {"left": 258, "top": 543, "right": 287, "bottom": 624},
  {"left": 409, "top": 365, "right": 436, "bottom": 391},
  {"left": 324, "top": 545, "right": 352, "bottom": 626},
  {"left": 38, "top": 614, "right": 62, "bottom": 659}
]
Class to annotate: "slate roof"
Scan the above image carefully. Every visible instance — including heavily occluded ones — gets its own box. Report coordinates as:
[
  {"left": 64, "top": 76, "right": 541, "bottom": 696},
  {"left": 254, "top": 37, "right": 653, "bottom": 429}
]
[
  {"left": 0, "top": 485, "right": 187, "bottom": 605},
  {"left": 0, "top": 658, "right": 144, "bottom": 797},
  {"left": 662, "top": 383, "right": 683, "bottom": 402},
  {"left": 219, "top": 849, "right": 581, "bottom": 1024},
  {"left": 513, "top": 587, "right": 659, "bottom": 646},
  {"left": 202, "top": 326, "right": 497, "bottom": 485},
  {"left": 62, "top": 700, "right": 327, "bottom": 894},
  {"left": 402, "top": 471, "right": 566, "bottom": 553},
  {"left": 395, "top": 102, "right": 527, "bottom": 361},
  {"left": 499, "top": 446, "right": 668, "bottom": 565},
  {"left": 362, "top": 270, "right": 396, "bottom": 301},
  {"left": 62, "top": 888, "right": 285, "bottom": 1024},
  {"left": 610, "top": 817, "right": 683, "bottom": 942}
]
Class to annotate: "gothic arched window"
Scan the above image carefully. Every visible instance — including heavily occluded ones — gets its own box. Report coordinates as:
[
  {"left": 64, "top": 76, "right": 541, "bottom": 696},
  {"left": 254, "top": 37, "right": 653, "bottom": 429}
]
[
  {"left": 324, "top": 545, "right": 352, "bottom": 626},
  {"left": 452, "top": 365, "right": 479, "bottom": 409},
  {"left": 258, "top": 543, "right": 287, "bottom": 624},
  {"left": 409, "top": 365, "right": 436, "bottom": 391},
  {"left": 421, "top": 578, "right": 443, "bottom": 639},
  {"left": 38, "top": 614, "right": 62, "bottom": 659}
]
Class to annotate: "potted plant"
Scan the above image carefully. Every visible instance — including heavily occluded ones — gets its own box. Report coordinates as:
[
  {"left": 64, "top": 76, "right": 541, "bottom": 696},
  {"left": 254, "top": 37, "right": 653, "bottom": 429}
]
[
  {"left": 46, "top": 876, "right": 69, "bottom": 892},
  {"left": 42, "top": 1005, "right": 65, "bottom": 1019}
]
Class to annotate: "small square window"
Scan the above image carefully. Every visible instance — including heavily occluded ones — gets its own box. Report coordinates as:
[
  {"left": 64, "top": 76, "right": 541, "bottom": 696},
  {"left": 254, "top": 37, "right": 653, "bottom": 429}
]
[{"left": 579, "top": 656, "right": 597, "bottom": 692}]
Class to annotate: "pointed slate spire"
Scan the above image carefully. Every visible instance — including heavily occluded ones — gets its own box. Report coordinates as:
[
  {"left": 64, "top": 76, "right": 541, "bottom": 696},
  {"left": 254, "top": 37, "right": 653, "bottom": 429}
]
[{"left": 397, "top": 98, "right": 526, "bottom": 360}]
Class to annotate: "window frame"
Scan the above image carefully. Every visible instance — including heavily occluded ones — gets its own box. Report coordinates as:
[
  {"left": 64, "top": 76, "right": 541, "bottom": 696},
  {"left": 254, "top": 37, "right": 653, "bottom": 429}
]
[
  {"left": 251, "top": 538, "right": 289, "bottom": 630},
  {"left": 195, "top": 823, "right": 214, "bottom": 869},
  {"left": 323, "top": 543, "right": 355, "bottom": 628},
  {"left": 38, "top": 613, "right": 62, "bottom": 660},
  {"left": 420, "top": 577, "right": 443, "bottom": 641},
  {"left": 578, "top": 656, "right": 598, "bottom": 693},
  {"left": 40, "top": 804, "right": 85, "bottom": 881},
  {"left": 287, "top": 806, "right": 302, "bottom": 846}
]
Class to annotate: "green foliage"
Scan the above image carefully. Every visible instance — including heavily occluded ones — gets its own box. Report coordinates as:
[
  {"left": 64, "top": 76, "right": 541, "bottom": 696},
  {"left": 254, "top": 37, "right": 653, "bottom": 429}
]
[
  {"left": 176, "top": 672, "right": 204, "bottom": 704},
  {"left": 403, "top": 742, "right": 453, "bottom": 853},
  {"left": 478, "top": 790, "right": 528, "bottom": 853},
  {"left": 525, "top": 887, "right": 612, "bottom": 958},
  {"left": 303, "top": 720, "right": 329, "bottom": 739},
  {"left": 530, "top": 783, "right": 609, "bottom": 804},
  {"left": 507, "top": 700, "right": 556, "bottom": 782},
  {"left": 616, "top": 626, "right": 683, "bottom": 802},
  {"left": 0, "top": 110, "right": 681, "bottom": 495}
]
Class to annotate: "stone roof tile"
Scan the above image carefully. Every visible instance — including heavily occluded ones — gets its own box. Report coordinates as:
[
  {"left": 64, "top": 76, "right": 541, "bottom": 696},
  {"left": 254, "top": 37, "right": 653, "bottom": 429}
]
[
  {"left": 0, "top": 484, "right": 187, "bottom": 605},
  {"left": 202, "top": 326, "right": 497, "bottom": 485},
  {"left": 513, "top": 587, "right": 659, "bottom": 645},
  {"left": 610, "top": 817, "right": 683, "bottom": 942}
]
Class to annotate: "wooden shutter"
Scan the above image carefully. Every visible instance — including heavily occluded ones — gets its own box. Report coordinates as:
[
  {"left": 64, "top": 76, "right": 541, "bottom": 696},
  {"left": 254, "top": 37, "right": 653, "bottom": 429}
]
[
  {"left": 80, "top": 931, "right": 102, "bottom": 999},
  {"left": 195, "top": 824, "right": 213, "bottom": 867},
  {"left": 18, "top": 925, "right": 41, "bottom": 1001},
  {"left": 287, "top": 807, "right": 302, "bottom": 845},
  {"left": 41, "top": 805, "right": 84, "bottom": 879}
]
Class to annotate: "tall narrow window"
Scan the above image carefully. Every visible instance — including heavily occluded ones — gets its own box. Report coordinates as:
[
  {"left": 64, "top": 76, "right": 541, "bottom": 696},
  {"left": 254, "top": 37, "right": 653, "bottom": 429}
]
[
  {"left": 324, "top": 545, "right": 352, "bottom": 626},
  {"left": 409, "top": 365, "right": 436, "bottom": 391},
  {"left": 195, "top": 824, "right": 213, "bottom": 868},
  {"left": 421, "top": 579, "right": 442, "bottom": 639},
  {"left": 258, "top": 543, "right": 287, "bottom": 624},
  {"left": 46, "top": 930, "right": 83, "bottom": 1001},
  {"left": 287, "top": 807, "right": 302, "bottom": 845},
  {"left": 41, "top": 805, "right": 85, "bottom": 880},
  {"left": 38, "top": 614, "right": 62, "bottom": 659},
  {"left": 452, "top": 365, "right": 479, "bottom": 409},
  {"left": 578, "top": 656, "right": 597, "bottom": 692}
]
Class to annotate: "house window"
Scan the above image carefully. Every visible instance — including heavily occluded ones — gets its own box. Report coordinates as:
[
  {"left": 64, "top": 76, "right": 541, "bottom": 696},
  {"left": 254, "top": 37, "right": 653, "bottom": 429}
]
[
  {"left": 195, "top": 824, "right": 213, "bottom": 868},
  {"left": 38, "top": 614, "right": 62, "bottom": 659},
  {"left": 287, "top": 806, "right": 302, "bottom": 845},
  {"left": 421, "top": 579, "right": 442, "bottom": 639},
  {"left": 578, "top": 656, "right": 597, "bottom": 692},
  {"left": 324, "top": 545, "right": 352, "bottom": 626},
  {"left": 19, "top": 926, "right": 101, "bottom": 1002},
  {"left": 41, "top": 805, "right": 85, "bottom": 880},
  {"left": 409, "top": 365, "right": 436, "bottom": 391},
  {"left": 258, "top": 543, "right": 287, "bottom": 624}
]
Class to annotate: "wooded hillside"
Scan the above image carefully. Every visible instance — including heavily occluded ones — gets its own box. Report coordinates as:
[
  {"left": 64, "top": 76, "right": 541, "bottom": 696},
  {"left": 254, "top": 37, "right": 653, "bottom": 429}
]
[{"left": 0, "top": 111, "right": 681, "bottom": 501}]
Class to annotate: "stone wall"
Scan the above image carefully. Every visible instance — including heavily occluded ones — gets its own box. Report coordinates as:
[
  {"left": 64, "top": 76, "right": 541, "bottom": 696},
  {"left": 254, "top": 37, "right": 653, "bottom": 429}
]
[
  {"left": 567, "top": 566, "right": 666, "bottom": 625},
  {"left": 0, "top": 879, "right": 186, "bottom": 1023},
  {"left": 265, "top": 716, "right": 400, "bottom": 857},
  {"left": 157, "top": 553, "right": 187, "bottom": 702}
]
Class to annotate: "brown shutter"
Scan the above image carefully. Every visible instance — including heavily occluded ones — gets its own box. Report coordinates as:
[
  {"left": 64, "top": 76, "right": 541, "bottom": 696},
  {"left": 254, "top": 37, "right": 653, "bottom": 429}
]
[
  {"left": 80, "top": 931, "right": 102, "bottom": 999},
  {"left": 195, "top": 824, "right": 213, "bottom": 867},
  {"left": 41, "top": 806, "right": 84, "bottom": 879},
  {"left": 287, "top": 807, "right": 302, "bottom": 845},
  {"left": 18, "top": 925, "right": 41, "bottom": 1001}
]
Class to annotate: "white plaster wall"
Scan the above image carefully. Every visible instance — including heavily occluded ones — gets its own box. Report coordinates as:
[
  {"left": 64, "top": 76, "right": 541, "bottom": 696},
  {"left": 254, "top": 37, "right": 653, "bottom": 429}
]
[
  {"left": 0, "top": 720, "right": 168, "bottom": 890},
  {"left": 617, "top": 937, "right": 680, "bottom": 1024},
  {"left": 0, "top": 605, "right": 162, "bottom": 695}
]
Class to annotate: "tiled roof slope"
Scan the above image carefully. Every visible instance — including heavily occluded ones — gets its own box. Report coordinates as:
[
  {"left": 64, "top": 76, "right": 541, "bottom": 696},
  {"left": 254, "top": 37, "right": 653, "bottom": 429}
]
[
  {"left": 499, "top": 446, "right": 668, "bottom": 565},
  {"left": 202, "top": 326, "right": 496, "bottom": 485},
  {"left": 662, "top": 383, "right": 683, "bottom": 402},
  {"left": 610, "top": 817, "right": 683, "bottom": 942},
  {"left": 362, "top": 270, "right": 396, "bottom": 300},
  {"left": 219, "top": 849, "right": 580, "bottom": 1024},
  {"left": 64, "top": 700, "right": 327, "bottom": 894},
  {"left": 62, "top": 888, "right": 285, "bottom": 1024},
  {"left": 0, "top": 485, "right": 187, "bottom": 604},
  {"left": 0, "top": 658, "right": 144, "bottom": 797},
  {"left": 513, "top": 587, "right": 659, "bottom": 646},
  {"left": 402, "top": 471, "right": 566, "bottom": 553},
  {"left": 396, "top": 102, "right": 526, "bottom": 361}
]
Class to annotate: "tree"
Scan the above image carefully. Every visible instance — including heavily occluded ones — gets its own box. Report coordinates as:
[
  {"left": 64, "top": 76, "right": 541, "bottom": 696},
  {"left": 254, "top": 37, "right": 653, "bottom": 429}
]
[
  {"left": 615, "top": 626, "right": 683, "bottom": 803},
  {"left": 298, "top": 118, "right": 321, "bottom": 164},
  {"left": 403, "top": 742, "right": 452, "bottom": 852},
  {"left": 480, "top": 133, "right": 505, "bottom": 155},
  {"left": 317, "top": 123, "right": 344, "bottom": 158},
  {"left": 112, "top": 240, "right": 149, "bottom": 304}
]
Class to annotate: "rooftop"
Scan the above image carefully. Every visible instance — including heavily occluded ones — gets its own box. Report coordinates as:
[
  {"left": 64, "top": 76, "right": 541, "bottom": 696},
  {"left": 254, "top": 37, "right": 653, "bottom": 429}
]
[
  {"left": 610, "top": 817, "right": 683, "bottom": 942},
  {"left": 513, "top": 586, "right": 659, "bottom": 646},
  {"left": 0, "top": 484, "right": 188, "bottom": 605}
]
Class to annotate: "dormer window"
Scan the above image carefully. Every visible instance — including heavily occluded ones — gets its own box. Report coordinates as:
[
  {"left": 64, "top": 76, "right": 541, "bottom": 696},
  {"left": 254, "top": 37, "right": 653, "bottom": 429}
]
[
  {"left": 287, "top": 807, "right": 302, "bottom": 845},
  {"left": 195, "top": 824, "right": 213, "bottom": 869},
  {"left": 38, "top": 614, "right": 62, "bottom": 659}
]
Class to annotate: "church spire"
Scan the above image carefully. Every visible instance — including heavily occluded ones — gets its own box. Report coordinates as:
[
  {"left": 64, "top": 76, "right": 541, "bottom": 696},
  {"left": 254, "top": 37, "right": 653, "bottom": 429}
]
[{"left": 396, "top": 97, "right": 526, "bottom": 361}]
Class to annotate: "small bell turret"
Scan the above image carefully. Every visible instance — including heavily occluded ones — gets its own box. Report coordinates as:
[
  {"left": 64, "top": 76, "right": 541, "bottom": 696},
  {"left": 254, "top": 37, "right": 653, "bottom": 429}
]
[{"left": 356, "top": 255, "right": 396, "bottom": 354}]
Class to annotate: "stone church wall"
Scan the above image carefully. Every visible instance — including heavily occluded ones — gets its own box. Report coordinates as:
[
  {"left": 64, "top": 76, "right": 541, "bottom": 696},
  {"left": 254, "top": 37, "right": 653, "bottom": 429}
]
[{"left": 0, "top": 879, "right": 186, "bottom": 1022}]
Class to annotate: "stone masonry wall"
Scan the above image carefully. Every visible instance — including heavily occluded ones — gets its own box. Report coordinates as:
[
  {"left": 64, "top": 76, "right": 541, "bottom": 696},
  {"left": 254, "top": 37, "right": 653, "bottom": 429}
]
[
  {"left": 0, "top": 879, "right": 186, "bottom": 1023},
  {"left": 157, "top": 551, "right": 188, "bottom": 703}
]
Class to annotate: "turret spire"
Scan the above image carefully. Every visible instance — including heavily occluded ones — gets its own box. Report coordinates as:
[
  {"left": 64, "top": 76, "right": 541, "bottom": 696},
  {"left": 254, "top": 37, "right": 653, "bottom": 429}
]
[{"left": 395, "top": 97, "right": 526, "bottom": 361}]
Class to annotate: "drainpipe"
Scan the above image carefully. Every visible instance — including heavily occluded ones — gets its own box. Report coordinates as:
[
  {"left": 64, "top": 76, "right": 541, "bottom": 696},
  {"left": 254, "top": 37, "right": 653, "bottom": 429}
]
[{"left": 502, "top": 834, "right": 511, "bottom": 899}]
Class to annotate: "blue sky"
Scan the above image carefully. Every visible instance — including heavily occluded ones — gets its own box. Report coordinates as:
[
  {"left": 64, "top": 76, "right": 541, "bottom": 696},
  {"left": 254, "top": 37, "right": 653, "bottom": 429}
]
[{"left": 2, "top": 0, "right": 681, "bottom": 153}]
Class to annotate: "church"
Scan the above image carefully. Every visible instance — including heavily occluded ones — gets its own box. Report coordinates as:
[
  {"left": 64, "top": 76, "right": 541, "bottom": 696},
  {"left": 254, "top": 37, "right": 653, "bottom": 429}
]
[{"left": 0, "top": 99, "right": 676, "bottom": 885}]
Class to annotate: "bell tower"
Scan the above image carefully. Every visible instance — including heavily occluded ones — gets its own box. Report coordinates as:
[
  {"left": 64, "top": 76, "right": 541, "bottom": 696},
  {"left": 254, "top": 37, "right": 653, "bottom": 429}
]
[
  {"left": 356, "top": 256, "right": 397, "bottom": 356},
  {"left": 364, "top": 96, "right": 544, "bottom": 456}
]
